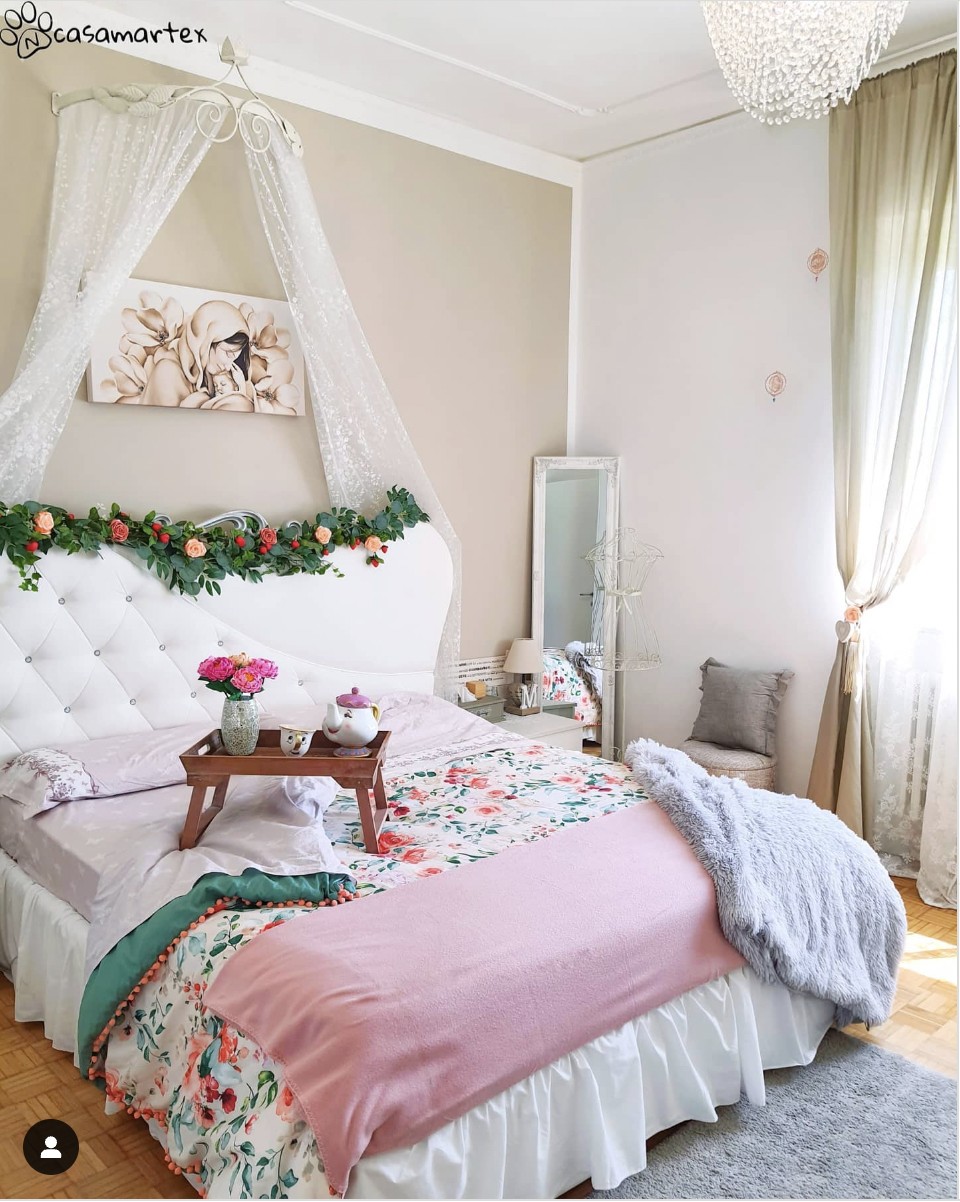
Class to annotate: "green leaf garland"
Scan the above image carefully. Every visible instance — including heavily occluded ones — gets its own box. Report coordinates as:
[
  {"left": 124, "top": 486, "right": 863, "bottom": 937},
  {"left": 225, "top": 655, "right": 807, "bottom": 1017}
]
[{"left": 0, "top": 487, "right": 429, "bottom": 597}]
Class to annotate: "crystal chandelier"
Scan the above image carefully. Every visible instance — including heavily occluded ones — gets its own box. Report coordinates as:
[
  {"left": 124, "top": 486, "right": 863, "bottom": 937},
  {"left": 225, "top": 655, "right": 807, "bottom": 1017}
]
[{"left": 701, "top": 1, "right": 908, "bottom": 125}]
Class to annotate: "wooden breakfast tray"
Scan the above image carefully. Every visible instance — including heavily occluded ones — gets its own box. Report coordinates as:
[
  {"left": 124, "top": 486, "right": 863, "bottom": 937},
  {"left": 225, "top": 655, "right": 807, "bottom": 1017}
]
[{"left": 178, "top": 728, "right": 392, "bottom": 854}]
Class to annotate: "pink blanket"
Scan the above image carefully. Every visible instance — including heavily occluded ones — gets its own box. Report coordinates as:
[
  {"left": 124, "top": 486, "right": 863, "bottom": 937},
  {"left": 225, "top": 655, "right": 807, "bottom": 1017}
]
[{"left": 205, "top": 804, "right": 744, "bottom": 1194}]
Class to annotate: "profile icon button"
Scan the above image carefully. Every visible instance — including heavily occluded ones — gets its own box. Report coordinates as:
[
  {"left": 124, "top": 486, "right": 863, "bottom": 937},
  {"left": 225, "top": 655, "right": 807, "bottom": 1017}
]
[{"left": 22, "top": 1119, "right": 79, "bottom": 1174}]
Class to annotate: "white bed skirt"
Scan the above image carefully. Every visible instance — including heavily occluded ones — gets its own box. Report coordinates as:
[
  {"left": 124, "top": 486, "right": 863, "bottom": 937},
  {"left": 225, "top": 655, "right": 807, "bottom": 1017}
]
[
  {"left": 350, "top": 969, "right": 833, "bottom": 1199},
  {"left": 0, "top": 848, "right": 834, "bottom": 1199},
  {"left": 0, "top": 849, "right": 87, "bottom": 1062}
]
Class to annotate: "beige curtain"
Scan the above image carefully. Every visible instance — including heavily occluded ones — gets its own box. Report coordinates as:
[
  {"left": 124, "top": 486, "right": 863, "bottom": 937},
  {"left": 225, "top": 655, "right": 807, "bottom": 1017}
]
[{"left": 808, "top": 52, "right": 958, "bottom": 838}]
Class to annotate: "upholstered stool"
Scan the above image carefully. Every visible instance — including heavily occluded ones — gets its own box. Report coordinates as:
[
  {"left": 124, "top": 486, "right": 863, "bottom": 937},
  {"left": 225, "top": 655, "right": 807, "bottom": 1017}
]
[{"left": 680, "top": 739, "right": 777, "bottom": 791}]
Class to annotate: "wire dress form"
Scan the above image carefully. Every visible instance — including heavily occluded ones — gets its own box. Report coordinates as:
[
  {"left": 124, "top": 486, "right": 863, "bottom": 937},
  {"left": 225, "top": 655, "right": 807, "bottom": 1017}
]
[{"left": 585, "top": 530, "right": 662, "bottom": 672}]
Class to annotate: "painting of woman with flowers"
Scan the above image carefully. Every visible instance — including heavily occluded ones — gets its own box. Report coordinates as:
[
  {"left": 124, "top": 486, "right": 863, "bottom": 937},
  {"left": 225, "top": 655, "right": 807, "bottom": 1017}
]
[{"left": 87, "top": 278, "right": 305, "bottom": 416}]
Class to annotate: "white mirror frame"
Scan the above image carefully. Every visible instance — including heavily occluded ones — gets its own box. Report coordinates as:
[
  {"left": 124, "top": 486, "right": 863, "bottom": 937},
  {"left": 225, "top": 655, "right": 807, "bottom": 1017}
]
[{"left": 532, "top": 456, "right": 621, "bottom": 760}]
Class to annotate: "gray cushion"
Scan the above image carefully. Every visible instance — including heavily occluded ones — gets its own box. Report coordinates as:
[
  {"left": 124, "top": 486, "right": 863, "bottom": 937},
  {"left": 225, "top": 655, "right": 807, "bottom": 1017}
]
[{"left": 690, "top": 657, "right": 793, "bottom": 756}]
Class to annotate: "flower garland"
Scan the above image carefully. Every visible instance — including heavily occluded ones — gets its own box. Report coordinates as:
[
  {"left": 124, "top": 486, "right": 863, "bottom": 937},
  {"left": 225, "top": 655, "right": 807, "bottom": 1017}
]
[{"left": 0, "top": 487, "right": 428, "bottom": 597}]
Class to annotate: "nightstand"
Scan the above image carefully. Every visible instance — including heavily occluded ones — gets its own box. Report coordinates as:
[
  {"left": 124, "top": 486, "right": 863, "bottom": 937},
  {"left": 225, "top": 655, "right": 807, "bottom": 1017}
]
[
  {"left": 457, "top": 695, "right": 505, "bottom": 724},
  {"left": 499, "top": 712, "right": 584, "bottom": 752}
]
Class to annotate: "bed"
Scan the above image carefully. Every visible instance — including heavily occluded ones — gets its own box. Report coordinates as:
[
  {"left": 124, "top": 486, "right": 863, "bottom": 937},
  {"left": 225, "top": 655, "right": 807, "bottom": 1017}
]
[
  {"left": 0, "top": 526, "right": 838, "bottom": 1199},
  {"left": 542, "top": 645, "right": 601, "bottom": 740}
]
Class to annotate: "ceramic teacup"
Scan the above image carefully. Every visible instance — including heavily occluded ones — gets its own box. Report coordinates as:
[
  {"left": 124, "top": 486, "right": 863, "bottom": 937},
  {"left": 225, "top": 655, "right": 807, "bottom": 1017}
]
[{"left": 280, "top": 725, "right": 315, "bottom": 757}]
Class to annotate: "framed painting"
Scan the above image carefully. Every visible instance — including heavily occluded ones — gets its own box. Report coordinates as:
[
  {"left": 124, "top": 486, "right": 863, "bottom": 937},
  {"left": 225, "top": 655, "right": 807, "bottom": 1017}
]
[{"left": 87, "top": 278, "right": 306, "bottom": 417}]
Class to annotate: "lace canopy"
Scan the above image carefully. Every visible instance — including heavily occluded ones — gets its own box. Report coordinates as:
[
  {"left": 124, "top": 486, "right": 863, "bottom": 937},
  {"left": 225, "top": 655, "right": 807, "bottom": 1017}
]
[{"left": 0, "top": 76, "right": 460, "bottom": 695}]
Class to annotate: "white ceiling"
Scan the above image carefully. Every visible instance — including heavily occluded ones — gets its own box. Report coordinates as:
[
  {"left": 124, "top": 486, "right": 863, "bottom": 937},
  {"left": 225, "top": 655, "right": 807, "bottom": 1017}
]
[{"left": 88, "top": 0, "right": 959, "bottom": 162}]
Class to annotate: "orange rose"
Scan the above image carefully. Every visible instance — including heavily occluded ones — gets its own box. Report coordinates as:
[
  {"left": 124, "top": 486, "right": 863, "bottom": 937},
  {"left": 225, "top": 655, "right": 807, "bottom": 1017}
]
[
  {"left": 314, "top": 525, "right": 332, "bottom": 545},
  {"left": 184, "top": 538, "right": 206, "bottom": 559},
  {"left": 364, "top": 535, "right": 382, "bottom": 554},
  {"left": 33, "top": 510, "right": 54, "bottom": 535},
  {"left": 230, "top": 653, "right": 251, "bottom": 668},
  {"left": 259, "top": 527, "right": 277, "bottom": 548},
  {"left": 109, "top": 518, "right": 129, "bottom": 543}
]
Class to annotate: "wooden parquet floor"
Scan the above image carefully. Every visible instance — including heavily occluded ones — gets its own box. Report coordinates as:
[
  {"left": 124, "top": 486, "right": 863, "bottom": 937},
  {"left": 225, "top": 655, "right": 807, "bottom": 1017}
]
[
  {"left": 843, "top": 876, "right": 958, "bottom": 1077},
  {"left": 0, "top": 877, "right": 954, "bottom": 1198}
]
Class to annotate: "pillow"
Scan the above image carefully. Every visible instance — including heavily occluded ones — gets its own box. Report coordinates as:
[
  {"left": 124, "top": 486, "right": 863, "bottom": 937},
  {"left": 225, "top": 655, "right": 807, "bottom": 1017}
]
[
  {"left": 0, "top": 723, "right": 211, "bottom": 818},
  {"left": 690, "top": 658, "right": 793, "bottom": 756}
]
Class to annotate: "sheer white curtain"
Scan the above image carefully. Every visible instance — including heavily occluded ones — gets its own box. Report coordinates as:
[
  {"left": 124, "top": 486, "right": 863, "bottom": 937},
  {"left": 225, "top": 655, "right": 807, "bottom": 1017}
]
[
  {"left": 870, "top": 389, "right": 958, "bottom": 907},
  {"left": 808, "top": 54, "right": 958, "bottom": 858},
  {"left": 245, "top": 138, "right": 461, "bottom": 695},
  {"left": 0, "top": 100, "right": 217, "bottom": 500}
]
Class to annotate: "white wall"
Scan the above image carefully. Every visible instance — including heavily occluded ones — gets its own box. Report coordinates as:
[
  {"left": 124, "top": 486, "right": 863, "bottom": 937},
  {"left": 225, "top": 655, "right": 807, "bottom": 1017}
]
[{"left": 573, "top": 115, "right": 843, "bottom": 796}]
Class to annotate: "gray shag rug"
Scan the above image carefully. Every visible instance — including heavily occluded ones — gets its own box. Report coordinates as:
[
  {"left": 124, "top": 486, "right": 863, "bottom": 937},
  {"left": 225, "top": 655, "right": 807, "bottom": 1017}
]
[{"left": 592, "top": 1031, "right": 958, "bottom": 1199}]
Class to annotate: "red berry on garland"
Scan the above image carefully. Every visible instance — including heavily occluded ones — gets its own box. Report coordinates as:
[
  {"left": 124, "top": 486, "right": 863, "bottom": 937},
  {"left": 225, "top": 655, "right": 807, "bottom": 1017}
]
[
  {"left": 372, "top": 558, "right": 380, "bottom": 567},
  {"left": 322, "top": 548, "right": 330, "bottom": 556},
  {"left": 235, "top": 536, "right": 246, "bottom": 548},
  {"left": 151, "top": 522, "right": 162, "bottom": 533},
  {"left": 159, "top": 533, "right": 170, "bottom": 544},
  {"left": 25, "top": 540, "right": 38, "bottom": 554},
  {"left": 290, "top": 539, "right": 300, "bottom": 549},
  {"left": 67, "top": 513, "right": 75, "bottom": 521},
  {"left": 381, "top": 545, "right": 388, "bottom": 554},
  {"left": 258, "top": 545, "right": 268, "bottom": 555}
]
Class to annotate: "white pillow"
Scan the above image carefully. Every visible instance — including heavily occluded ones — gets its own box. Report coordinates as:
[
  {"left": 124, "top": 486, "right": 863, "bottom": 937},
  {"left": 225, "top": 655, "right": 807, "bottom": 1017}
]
[{"left": 0, "top": 723, "right": 211, "bottom": 818}]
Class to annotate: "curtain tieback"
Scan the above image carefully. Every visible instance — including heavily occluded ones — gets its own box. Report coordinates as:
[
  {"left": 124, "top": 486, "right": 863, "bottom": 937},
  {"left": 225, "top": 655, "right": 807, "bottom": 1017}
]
[{"left": 836, "top": 605, "right": 865, "bottom": 693}]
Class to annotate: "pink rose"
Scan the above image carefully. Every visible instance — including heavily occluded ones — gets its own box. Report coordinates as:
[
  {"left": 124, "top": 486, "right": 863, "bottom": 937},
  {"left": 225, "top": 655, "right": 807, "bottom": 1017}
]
[
  {"left": 400, "top": 847, "right": 427, "bottom": 863},
  {"left": 184, "top": 538, "right": 206, "bottom": 558},
  {"left": 230, "top": 668, "right": 264, "bottom": 695},
  {"left": 276, "top": 1083, "right": 300, "bottom": 1123},
  {"left": 33, "top": 510, "right": 54, "bottom": 535},
  {"left": 844, "top": 605, "right": 862, "bottom": 623},
  {"left": 417, "top": 866, "right": 444, "bottom": 877},
  {"left": 378, "top": 830, "right": 414, "bottom": 851},
  {"left": 314, "top": 525, "right": 332, "bottom": 545},
  {"left": 364, "top": 535, "right": 382, "bottom": 554},
  {"left": 110, "top": 519, "right": 129, "bottom": 543},
  {"left": 259, "top": 527, "right": 278, "bottom": 548},
  {"left": 475, "top": 804, "right": 503, "bottom": 816},
  {"left": 248, "top": 657, "right": 279, "bottom": 680},
  {"left": 198, "top": 656, "right": 235, "bottom": 682}
]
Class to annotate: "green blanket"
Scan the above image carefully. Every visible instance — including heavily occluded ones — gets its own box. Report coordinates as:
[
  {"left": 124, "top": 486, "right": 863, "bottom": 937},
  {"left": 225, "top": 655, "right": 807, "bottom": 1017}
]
[{"left": 78, "top": 868, "right": 355, "bottom": 1077}]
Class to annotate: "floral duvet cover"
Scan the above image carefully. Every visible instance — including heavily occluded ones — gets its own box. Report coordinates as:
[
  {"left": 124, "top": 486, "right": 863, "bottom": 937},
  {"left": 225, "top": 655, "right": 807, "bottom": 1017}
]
[
  {"left": 93, "top": 740, "right": 646, "bottom": 1198},
  {"left": 542, "top": 649, "right": 601, "bottom": 729}
]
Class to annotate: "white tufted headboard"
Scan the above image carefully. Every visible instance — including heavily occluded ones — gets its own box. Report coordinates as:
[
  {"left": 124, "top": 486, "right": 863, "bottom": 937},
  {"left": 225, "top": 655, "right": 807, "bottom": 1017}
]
[{"left": 0, "top": 523, "right": 452, "bottom": 758}]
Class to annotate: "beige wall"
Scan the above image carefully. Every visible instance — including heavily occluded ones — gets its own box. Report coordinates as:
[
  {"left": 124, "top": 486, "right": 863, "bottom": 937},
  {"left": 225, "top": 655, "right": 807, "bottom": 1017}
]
[{"left": 0, "top": 43, "right": 571, "bottom": 658}]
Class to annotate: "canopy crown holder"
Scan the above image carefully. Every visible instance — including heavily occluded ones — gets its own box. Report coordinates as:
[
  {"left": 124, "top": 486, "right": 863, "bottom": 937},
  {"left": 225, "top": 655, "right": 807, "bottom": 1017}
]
[{"left": 51, "top": 36, "right": 303, "bottom": 157}]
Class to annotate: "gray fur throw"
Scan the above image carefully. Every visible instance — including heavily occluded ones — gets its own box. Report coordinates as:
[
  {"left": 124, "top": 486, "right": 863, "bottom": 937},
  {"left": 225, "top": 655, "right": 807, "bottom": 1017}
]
[{"left": 625, "top": 739, "right": 906, "bottom": 1029}]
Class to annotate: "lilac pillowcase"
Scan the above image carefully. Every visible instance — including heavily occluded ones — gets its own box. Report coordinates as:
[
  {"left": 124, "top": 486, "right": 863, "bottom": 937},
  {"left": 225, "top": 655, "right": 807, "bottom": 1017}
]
[{"left": 0, "top": 723, "right": 211, "bottom": 818}]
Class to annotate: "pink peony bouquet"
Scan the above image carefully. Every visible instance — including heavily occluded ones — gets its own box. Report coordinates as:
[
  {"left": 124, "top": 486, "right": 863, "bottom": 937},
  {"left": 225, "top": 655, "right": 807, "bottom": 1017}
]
[{"left": 198, "top": 652, "right": 279, "bottom": 700}]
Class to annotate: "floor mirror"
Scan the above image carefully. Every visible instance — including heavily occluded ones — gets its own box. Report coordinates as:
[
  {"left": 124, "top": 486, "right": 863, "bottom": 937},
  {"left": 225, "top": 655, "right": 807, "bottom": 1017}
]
[{"left": 532, "top": 457, "right": 621, "bottom": 759}]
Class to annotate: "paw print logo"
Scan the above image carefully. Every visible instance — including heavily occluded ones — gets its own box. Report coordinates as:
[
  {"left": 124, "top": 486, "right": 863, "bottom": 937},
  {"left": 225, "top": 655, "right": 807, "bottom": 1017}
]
[{"left": 1, "top": 2, "right": 53, "bottom": 58}]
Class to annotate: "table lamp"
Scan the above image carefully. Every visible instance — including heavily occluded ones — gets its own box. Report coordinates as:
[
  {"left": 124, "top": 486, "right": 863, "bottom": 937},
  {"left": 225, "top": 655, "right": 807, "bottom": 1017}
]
[{"left": 503, "top": 637, "right": 542, "bottom": 716}]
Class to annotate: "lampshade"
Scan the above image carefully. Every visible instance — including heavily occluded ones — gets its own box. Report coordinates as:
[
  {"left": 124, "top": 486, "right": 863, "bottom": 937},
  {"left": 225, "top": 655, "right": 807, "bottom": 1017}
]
[{"left": 503, "top": 638, "right": 541, "bottom": 676}]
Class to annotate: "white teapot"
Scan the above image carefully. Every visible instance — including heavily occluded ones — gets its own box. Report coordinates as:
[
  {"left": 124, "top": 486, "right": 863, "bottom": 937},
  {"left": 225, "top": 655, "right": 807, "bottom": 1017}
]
[{"left": 322, "top": 687, "right": 381, "bottom": 754}]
